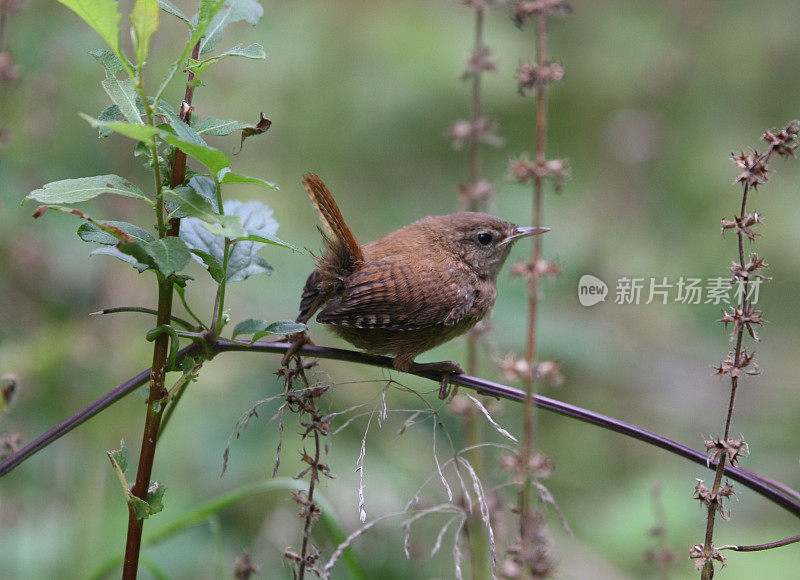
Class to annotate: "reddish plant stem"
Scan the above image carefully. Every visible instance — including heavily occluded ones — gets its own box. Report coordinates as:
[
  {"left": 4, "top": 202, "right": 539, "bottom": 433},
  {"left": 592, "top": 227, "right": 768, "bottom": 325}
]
[
  {"left": 121, "top": 42, "right": 200, "bottom": 579},
  {"left": 122, "top": 277, "right": 173, "bottom": 579}
]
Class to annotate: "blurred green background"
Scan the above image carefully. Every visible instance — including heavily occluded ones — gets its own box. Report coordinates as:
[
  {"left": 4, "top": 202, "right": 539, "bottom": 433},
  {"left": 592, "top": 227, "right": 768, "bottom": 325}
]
[{"left": 3, "top": 0, "right": 800, "bottom": 578}]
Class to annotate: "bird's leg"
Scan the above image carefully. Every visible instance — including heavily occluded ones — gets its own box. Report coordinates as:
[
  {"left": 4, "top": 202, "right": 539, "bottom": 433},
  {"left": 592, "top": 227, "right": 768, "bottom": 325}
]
[{"left": 393, "top": 355, "right": 463, "bottom": 399}]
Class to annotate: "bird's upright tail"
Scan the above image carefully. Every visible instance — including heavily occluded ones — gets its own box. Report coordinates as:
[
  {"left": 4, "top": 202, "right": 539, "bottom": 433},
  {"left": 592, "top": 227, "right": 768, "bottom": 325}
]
[{"left": 302, "top": 173, "right": 364, "bottom": 266}]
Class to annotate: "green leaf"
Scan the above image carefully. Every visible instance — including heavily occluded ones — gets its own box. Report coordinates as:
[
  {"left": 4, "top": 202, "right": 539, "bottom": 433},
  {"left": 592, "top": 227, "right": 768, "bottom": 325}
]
[
  {"left": 143, "top": 237, "right": 191, "bottom": 276},
  {"left": 77, "top": 220, "right": 154, "bottom": 245},
  {"left": 101, "top": 77, "right": 143, "bottom": 124},
  {"left": 131, "top": 0, "right": 160, "bottom": 65},
  {"left": 108, "top": 439, "right": 129, "bottom": 473},
  {"left": 217, "top": 168, "right": 277, "bottom": 190},
  {"left": 146, "top": 481, "right": 166, "bottom": 515},
  {"left": 186, "top": 42, "right": 265, "bottom": 76},
  {"left": 163, "top": 187, "right": 217, "bottom": 221},
  {"left": 96, "top": 103, "right": 122, "bottom": 137},
  {"left": 200, "top": 215, "right": 247, "bottom": 239},
  {"left": 181, "top": 200, "right": 278, "bottom": 282},
  {"left": 232, "top": 318, "right": 305, "bottom": 340},
  {"left": 156, "top": 0, "right": 190, "bottom": 24},
  {"left": 24, "top": 175, "right": 151, "bottom": 205},
  {"left": 189, "top": 249, "right": 224, "bottom": 282},
  {"left": 161, "top": 133, "right": 229, "bottom": 174},
  {"left": 89, "top": 48, "right": 124, "bottom": 77},
  {"left": 117, "top": 240, "right": 157, "bottom": 270},
  {"left": 58, "top": 0, "right": 123, "bottom": 61},
  {"left": 130, "top": 495, "right": 152, "bottom": 520},
  {"left": 193, "top": 117, "right": 249, "bottom": 136},
  {"left": 82, "top": 115, "right": 230, "bottom": 174},
  {"left": 234, "top": 231, "right": 297, "bottom": 251},
  {"left": 200, "top": 0, "right": 263, "bottom": 55},
  {"left": 163, "top": 111, "right": 206, "bottom": 146},
  {"left": 91, "top": 246, "right": 151, "bottom": 272},
  {"left": 187, "top": 176, "right": 219, "bottom": 210},
  {"left": 81, "top": 114, "right": 158, "bottom": 141}
]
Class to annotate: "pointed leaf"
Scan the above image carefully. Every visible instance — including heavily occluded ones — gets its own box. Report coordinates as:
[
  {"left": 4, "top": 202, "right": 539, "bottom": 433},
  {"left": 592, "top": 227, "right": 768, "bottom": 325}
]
[
  {"left": 131, "top": 0, "right": 160, "bottom": 65},
  {"left": 193, "top": 117, "right": 249, "bottom": 136},
  {"left": 78, "top": 220, "right": 154, "bottom": 245},
  {"left": 186, "top": 42, "right": 265, "bottom": 76},
  {"left": 91, "top": 246, "right": 150, "bottom": 272},
  {"left": 189, "top": 249, "right": 225, "bottom": 282},
  {"left": 101, "top": 77, "right": 143, "bottom": 124},
  {"left": 232, "top": 318, "right": 305, "bottom": 339},
  {"left": 163, "top": 186, "right": 217, "bottom": 220},
  {"left": 156, "top": 0, "right": 190, "bottom": 24},
  {"left": 161, "top": 133, "right": 229, "bottom": 174},
  {"left": 89, "top": 48, "right": 124, "bottom": 77},
  {"left": 77, "top": 220, "right": 154, "bottom": 246},
  {"left": 58, "top": 0, "right": 123, "bottom": 59},
  {"left": 217, "top": 167, "right": 277, "bottom": 190},
  {"left": 24, "top": 175, "right": 151, "bottom": 205},
  {"left": 200, "top": 0, "right": 263, "bottom": 55},
  {"left": 81, "top": 114, "right": 158, "bottom": 141},
  {"left": 187, "top": 176, "right": 219, "bottom": 210}
]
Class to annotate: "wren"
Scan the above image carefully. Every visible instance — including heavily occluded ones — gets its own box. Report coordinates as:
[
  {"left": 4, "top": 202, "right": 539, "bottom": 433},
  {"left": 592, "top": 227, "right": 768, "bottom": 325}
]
[{"left": 288, "top": 174, "right": 549, "bottom": 376}]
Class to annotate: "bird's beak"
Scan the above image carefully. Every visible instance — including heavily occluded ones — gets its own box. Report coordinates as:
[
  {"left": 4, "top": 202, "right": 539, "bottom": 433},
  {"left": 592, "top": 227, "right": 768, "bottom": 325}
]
[{"left": 501, "top": 226, "right": 551, "bottom": 245}]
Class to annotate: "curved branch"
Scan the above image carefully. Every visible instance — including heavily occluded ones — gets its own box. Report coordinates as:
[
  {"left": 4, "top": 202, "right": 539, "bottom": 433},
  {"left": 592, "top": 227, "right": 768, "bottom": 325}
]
[{"left": 2, "top": 339, "right": 800, "bottom": 523}]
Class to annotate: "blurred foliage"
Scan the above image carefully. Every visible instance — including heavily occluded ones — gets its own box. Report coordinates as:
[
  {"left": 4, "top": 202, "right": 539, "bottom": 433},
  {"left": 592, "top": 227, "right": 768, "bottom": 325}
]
[{"left": 2, "top": 0, "right": 800, "bottom": 578}]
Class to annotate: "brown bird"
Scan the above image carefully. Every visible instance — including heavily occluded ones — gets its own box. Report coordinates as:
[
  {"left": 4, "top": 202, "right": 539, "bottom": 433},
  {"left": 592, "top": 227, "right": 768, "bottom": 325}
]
[{"left": 287, "top": 173, "right": 549, "bottom": 376}]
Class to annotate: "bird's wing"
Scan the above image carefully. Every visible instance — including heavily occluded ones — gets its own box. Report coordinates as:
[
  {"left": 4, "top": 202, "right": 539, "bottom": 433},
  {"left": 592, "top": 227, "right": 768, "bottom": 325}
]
[
  {"left": 316, "top": 257, "right": 475, "bottom": 331},
  {"left": 297, "top": 269, "right": 324, "bottom": 324}
]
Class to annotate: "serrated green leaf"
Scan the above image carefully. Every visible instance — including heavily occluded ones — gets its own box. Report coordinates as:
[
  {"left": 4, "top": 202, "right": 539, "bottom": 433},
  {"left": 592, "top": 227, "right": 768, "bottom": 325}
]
[
  {"left": 199, "top": 0, "right": 263, "bottom": 55},
  {"left": 193, "top": 117, "right": 248, "bottom": 136},
  {"left": 217, "top": 168, "right": 277, "bottom": 190},
  {"left": 130, "top": 495, "right": 152, "bottom": 520},
  {"left": 181, "top": 200, "right": 278, "bottom": 282},
  {"left": 146, "top": 481, "right": 166, "bottom": 515},
  {"left": 101, "top": 77, "right": 143, "bottom": 124},
  {"left": 131, "top": 0, "right": 159, "bottom": 65},
  {"left": 89, "top": 48, "right": 124, "bottom": 77},
  {"left": 232, "top": 318, "right": 305, "bottom": 339},
  {"left": 24, "top": 175, "right": 151, "bottom": 205},
  {"left": 156, "top": 0, "right": 190, "bottom": 24},
  {"left": 91, "top": 246, "right": 150, "bottom": 272},
  {"left": 58, "top": 0, "right": 123, "bottom": 61},
  {"left": 142, "top": 237, "right": 191, "bottom": 276},
  {"left": 186, "top": 42, "right": 265, "bottom": 76}
]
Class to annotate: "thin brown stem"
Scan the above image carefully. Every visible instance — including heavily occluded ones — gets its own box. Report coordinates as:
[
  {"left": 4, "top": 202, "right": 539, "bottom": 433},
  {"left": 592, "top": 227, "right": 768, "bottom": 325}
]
[{"left": 122, "top": 276, "right": 174, "bottom": 579}]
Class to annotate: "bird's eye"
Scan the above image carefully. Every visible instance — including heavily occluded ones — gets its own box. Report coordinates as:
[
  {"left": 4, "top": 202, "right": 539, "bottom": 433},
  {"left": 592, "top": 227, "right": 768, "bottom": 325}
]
[{"left": 476, "top": 232, "right": 493, "bottom": 246}]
